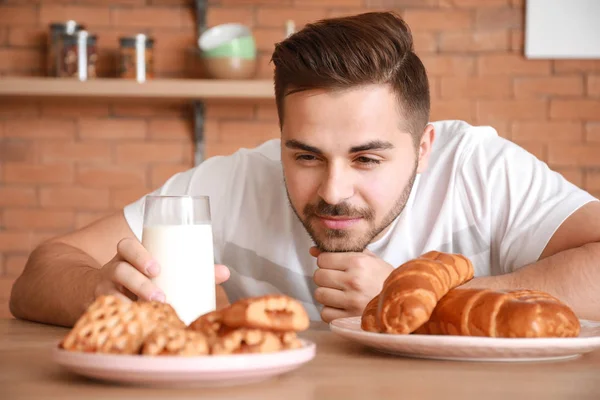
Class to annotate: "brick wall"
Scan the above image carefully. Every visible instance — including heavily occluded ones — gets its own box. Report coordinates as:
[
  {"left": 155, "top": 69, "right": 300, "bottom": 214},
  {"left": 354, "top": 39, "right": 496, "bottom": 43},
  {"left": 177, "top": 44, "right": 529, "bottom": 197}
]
[{"left": 0, "top": 0, "right": 599, "bottom": 318}]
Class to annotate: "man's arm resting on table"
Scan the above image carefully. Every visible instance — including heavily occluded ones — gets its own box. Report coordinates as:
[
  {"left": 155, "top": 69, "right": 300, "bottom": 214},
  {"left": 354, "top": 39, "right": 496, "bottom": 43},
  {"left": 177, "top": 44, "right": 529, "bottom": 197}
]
[{"left": 461, "top": 201, "right": 600, "bottom": 321}]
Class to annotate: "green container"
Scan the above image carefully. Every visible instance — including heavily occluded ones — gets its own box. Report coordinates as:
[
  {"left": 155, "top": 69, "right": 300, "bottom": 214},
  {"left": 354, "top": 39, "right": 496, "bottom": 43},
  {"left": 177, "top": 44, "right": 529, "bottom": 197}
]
[{"left": 198, "top": 23, "right": 256, "bottom": 60}]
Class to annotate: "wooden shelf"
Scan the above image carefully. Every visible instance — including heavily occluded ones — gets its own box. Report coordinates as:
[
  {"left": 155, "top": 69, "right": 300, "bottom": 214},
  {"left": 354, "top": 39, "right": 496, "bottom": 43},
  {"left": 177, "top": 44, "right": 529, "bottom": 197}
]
[{"left": 0, "top": 77, "right": 274, "bottom": 101}]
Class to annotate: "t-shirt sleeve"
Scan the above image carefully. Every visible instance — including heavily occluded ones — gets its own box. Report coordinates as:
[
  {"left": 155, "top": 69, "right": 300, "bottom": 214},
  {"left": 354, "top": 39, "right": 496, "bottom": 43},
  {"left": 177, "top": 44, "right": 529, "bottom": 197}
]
[{"left": 459, "top": 127, "right": 597, "bottom": 274}]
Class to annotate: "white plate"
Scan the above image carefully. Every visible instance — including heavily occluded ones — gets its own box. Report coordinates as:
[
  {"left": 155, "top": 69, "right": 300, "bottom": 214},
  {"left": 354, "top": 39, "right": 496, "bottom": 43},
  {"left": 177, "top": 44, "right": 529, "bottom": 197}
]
[
  {"left": 330, "top": 317, "right": 600, "bottom": 362},
  {"left": 52, "top": 339, "right": 316, "bottom": 387}
]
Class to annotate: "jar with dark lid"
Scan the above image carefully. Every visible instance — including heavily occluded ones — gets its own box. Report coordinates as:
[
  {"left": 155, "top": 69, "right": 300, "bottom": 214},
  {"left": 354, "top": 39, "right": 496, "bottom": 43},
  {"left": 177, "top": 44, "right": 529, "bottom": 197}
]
[
  {"left": 58, "top": 30, "right": 98, "bottom": 81},
  {"left": 119, "top": 34, "right": 154, "bottom": 83},
  {"left": 47, "top": 20, "right": 85, "bottom": 77}
]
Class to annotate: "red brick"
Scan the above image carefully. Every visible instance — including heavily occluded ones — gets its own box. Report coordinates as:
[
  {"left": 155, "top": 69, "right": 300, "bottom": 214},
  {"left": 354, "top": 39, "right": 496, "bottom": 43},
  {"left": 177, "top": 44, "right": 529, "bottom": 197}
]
[
  {"left": 31, "top": 231, "right": 72, "bottom": 248},
  {"left": 367, "top": 0, "right": 438, "bottom": 7},
  {"left": 586, "top": 123, "right": 600, "bottom": 142},
  {"left": 256, "top": 53, "right": 275, "bottom": 79},
  {"left": 478, "top": 54, "right": 551, "bottom": 75},
  {"left": 79, "top": 118, "right": 147, "bottom": 140},
  {"left": 0, "top": 100, "right": 39, "bottom": 117},
  {"left": 0, "top": 6, "right": 38, "bottom": 26},
  {"left": 148, "top": 118, "right": 192, "bottom": 141},
  {"left": 0, "top": 140, "right": 35, "bottom": 163},
  {"left": 254, "top": 27, "right": 284, "bottom": 52},
  {"left": 512, "top": 141, "right": 546, "bottom": 161},
  {"left": 111, "top": 187, "right": 150, "bottom": 209},
  {"left": 4, "top": 255, "right": 29, "bottom": 278},
  {"left": 439, "top": 30, "right": 508, "bottom": 52},
  {"left": 40, "top": 5, "right": 111, "bottom": 27},
  {"left": 328, "top": 8, "right": 372, "bottom": 19},
  {"left": 548, "top": 144, "right": 600, "bottom": 167},
  {"left": 116, "top": 143, "right": 187, "bottom": 164},
  {"left": 475, "top": 7, "right": 522, "bottom": 29},
  {"left": 208, "top": 7, "right": 255, "bottom": 28},
  {"left": 219, "top": 121, "right": 280, "bottom": 148},
  {"left": 111, "top": 7, "right": 185, "bottom": 29},
  {"left": 38, "top": 141, "right": 112, "bottom": 164},
  {"left": 40, "top": 187, "right": 110, "bottom": 210},
  {"left": 151, "top": 164, "right": 191, "bottom": 188},
  {"left": 75, "top": 211, "right": 113, "bottom": 229},
  {"left": 5, "top": 119, "right": 75, "bottom": 139},
  {"left": 205, "top": 142, "right": 241, "bottom": 158},
  {"left": 512, "top": 122, "right": 583, "bottom": 142},
  {"left": 553, "top": 168, "right": 583, "bottom": 188},
  {"left": 79, "top": 0, "right": 146, "bottom": 5},
  {"left": 441, "top": 0, "right": 510, "bottom": 6},
  {"left": 585, "top": 171, "right": 600, "bottom": 191},
  {"left": 150, "top": 0, "right": 192, "bottom": 4},
  {"left": 511, "top": 29, "right": 523, "bottom": 52},
  {"left": 0, "top": 48, "right": 42, "bottom": 72},
  {"left": 0, "top": 187, "right": 37, "bottom": 207},
  {"left": 211, "top": 0, "right": 288, "bottom": 4},
  {"left": 205, "top": 104, "right": 255, "bottom": 119},
  {"left": 413, "top": 33, "right": 437, "bottom": 53},
  {"left": 295, "top": 0, "right": 361, "bottom": 6},
  {"left": 8, "top": 28, "right": 45, "bottom": 47},
  {"left": 202, "top": 120, "right": 220, "bottom": 144},
  {"left": 440, "top": 77, "right": 512, "bottom": 99},
  {"left": 0, "top": 232, "right": 32, "bottom": 252},
  {"left": 0, "top": 28, "right": 7, "bottom": 46},
  {"left": 76, "top": 165, "right": 147, "bottom": 188},
  {"left": 3, "top": 209, "right": 75, "bottom": 230},
  {"left": 4, "top": 163, "right": 74, "bottom": 184},
  {"left": 430, "top": 100, "right": 474, "bottom": 122},
  {"left": 0, "top": 278, "right": 16, "bottom": 301},
  {"left": 110, "top": 103, "right": 187, "bottom": 118},
  {"left": 41, "top": 100, "right": 110, "bottom": 118},
  {"left": 256, "top": 104, "right": 279, "bottom": 121},
  {"left": 514, "top": 76, "right": 584, "bottom": 98},
  {"left": 256, "top": 8, "right": 327, "bottom": 28},
  {"left": 550, "top": 100, "right": 600, "bottom": 120},
  {"left": 553, "top": 60, "right": 600, "bottom": 73},
  {"left": 511, "top": 0, "right": 524, "bottom": 7},
  {"left": 420, "top": 55, "right": 476, "bottom": 77},
  {"left": 588, "top": 75, "right": 600, "bottom": 97},
  {"left": 477, "top": 100, "right": 546, "bottom": 120},
  {"left": 403, "top": 10, "right": 472, "bottom": 32}
]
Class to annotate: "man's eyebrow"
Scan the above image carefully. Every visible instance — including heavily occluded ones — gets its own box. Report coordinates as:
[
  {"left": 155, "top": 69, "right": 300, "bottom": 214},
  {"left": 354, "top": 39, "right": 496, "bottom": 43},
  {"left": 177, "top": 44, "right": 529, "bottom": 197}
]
[
  {"left": 349, "top": 140, "right": 394, "bottom": 153},
  {"left": 284, "top": 139, "right": 323, "bottom": 154},
  {"left": 284, "top": 139, "right": 395, "bottom": 155}
]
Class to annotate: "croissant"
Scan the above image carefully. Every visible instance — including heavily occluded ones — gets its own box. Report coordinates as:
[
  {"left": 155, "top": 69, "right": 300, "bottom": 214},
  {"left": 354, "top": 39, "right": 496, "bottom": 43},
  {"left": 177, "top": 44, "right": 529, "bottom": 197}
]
[
  {"left": 374, "top": 251, "right": 474, "bottom": 334},
  {"left": 360, "top": 294, "right": 380, "bottom": 332},
  {"left": 414, "top": 288, "right": 581, "bottom": 338}
]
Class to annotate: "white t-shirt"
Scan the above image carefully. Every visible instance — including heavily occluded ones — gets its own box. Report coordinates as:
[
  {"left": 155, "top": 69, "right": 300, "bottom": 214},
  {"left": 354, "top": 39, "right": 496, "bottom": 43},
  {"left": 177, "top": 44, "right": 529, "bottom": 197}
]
[{"left": 124, "top": 120, "right": 597, "bottom": 321}]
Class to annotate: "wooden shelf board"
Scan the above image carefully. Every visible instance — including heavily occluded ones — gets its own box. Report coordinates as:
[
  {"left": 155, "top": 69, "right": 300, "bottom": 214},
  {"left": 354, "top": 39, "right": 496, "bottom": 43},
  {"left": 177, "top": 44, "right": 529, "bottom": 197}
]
[{"left": 0, "top": 77, "right": 274, "bottom": 101}]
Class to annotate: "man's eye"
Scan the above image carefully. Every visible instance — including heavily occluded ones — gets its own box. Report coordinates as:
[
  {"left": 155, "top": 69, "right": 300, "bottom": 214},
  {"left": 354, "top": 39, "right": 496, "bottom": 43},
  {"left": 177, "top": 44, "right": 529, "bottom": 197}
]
[
  {"left": 355, "top": 157, "right": 381, "bottom": 165},
  {"left": 296, "top": 154, "right": 317, "bottom": 162}
]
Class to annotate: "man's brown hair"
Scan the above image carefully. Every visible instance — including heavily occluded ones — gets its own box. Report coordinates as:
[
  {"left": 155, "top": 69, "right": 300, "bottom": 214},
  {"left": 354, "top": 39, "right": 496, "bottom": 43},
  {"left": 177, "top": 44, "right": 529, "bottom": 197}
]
[{"left": 271, "top": 11, "right": 430, "bottom": 144}]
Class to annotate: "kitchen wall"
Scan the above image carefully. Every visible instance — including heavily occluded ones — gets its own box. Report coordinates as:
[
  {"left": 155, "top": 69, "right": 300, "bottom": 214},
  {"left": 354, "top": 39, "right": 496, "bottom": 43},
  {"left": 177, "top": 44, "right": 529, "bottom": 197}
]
[{"left": 0, "top": 0, "right": 599, "bottom": 318}]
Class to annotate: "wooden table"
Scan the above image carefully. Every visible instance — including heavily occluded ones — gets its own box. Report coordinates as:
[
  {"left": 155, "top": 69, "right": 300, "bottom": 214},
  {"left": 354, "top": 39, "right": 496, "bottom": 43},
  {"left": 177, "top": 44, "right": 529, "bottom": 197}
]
[{"left": 1, "top": 318, "right": 599, "bottom": 400}]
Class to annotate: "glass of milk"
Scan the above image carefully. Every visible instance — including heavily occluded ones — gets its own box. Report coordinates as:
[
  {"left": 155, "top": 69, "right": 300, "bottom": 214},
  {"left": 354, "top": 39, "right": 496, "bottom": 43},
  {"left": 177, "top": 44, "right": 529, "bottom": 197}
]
[{"left": 141, "top": 195, "right": 216, "bottom": 325}]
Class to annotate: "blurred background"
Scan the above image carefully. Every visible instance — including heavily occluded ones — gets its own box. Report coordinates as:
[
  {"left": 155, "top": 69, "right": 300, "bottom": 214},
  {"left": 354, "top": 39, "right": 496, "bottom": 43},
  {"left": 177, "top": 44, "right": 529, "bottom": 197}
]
[{"left": 0, "top": 0, "right": 598, "bottom": 318}]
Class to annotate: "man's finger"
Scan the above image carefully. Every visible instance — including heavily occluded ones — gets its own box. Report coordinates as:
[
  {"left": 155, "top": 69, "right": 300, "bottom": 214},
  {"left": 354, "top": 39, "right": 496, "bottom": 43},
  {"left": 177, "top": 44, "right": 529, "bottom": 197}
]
[
  {"left": 111, "top": 260, "right": 165, "bottom": 302},
  {"left": 320, "top": 306, "right": 348, "bottom": 323},
  {"left": 313, "top": 268, "right": 346, "bottom": 290},
  {"left": 309, "top": 246, "right": 321, "bottom": 257},
  {"left": 316, "top": 252, "right": 355, "bottom": 271},
  {"left": 215, "top": 264, "right": 230, "bottom": 285},
  {"left": 314, "top": 287, "right": 346, "bottom": 309},
  {"left": 117, "top": 237, "right": 160, "bottom": 278}
]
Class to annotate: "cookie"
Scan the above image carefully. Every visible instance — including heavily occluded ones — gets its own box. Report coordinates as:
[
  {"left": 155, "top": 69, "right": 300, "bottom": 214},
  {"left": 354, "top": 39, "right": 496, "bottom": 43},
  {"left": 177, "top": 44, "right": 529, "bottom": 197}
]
[
  {"left": 60, "top": 295, "right": 153, "bottom": 354},
  {"left": 138, "top": 300, "right": 186, "bottom": 334},
  {"left": 222, "top": 294, "right": 310, "bottom": 332},
  {"left": 278, "top": 331, "right": 303, "bottom": 350},
  {"left": 211, "top": 328, "right": 282, "bottom": 355},
  {"left": 141, "top": 326, "right": 210, "bottom": 356}
]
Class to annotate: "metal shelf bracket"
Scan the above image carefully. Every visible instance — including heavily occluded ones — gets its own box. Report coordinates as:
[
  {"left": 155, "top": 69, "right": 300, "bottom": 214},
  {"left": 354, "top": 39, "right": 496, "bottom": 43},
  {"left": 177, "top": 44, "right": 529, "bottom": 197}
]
[{"left": 192, "top": 0, "right": 207, "bottom": 166}]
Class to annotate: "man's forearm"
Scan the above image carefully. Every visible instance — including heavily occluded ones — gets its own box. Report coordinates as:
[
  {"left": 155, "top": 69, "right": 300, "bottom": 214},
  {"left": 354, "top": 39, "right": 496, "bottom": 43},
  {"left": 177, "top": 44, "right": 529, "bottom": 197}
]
[
  {"left": 462, "top": 243, "right": 600, "bottom": 320},
  {"left": 9, "top": 242, "right": 102, "bottom": 328}
]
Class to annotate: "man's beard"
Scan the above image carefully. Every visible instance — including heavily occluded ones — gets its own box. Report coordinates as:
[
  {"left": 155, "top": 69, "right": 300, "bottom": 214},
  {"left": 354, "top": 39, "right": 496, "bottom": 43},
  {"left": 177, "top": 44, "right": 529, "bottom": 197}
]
[{"left": 286, "top": 162, "right": 418, "bottom": 253}]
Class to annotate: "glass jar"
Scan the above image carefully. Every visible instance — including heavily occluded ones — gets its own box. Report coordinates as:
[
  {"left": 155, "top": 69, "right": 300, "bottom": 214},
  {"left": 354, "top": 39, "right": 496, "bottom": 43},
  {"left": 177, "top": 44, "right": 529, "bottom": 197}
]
[
  {"left": 119, "top": 34, "right": 154, "bottom": 83},
  {"left": 47, "top": 20, "right": 85, "bottom": 77},
  {"left": 58, "top": 30, "right": 98, "bottom": 81}
]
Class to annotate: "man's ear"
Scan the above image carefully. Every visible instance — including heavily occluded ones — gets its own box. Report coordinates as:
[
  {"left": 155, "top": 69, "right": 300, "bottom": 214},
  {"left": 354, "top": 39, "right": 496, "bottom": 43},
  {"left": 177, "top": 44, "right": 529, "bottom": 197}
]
[{"left": 416, "top": 124, "right": 435, "bottom": 174}]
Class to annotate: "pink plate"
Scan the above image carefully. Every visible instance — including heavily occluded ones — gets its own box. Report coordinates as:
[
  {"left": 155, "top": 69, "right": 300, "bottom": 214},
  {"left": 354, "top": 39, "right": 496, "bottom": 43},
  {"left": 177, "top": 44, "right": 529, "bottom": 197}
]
[
  {"left": 52, "top": 339, "right": 316, "bottom": 387},
  {"left": 330, "top": 317, "right": 600, "bottom": 362}
]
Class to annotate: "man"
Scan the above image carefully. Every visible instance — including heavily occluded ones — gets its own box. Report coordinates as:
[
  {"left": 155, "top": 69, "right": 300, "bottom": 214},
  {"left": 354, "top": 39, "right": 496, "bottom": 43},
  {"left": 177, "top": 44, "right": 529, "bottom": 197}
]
[{"left": 9, "top": 12, "right": 600, "bottom": 327}]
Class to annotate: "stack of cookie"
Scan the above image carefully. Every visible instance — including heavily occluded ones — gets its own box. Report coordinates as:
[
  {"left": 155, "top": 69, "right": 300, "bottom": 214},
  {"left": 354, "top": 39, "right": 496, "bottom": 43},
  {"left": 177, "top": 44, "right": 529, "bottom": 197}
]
[{"left": 59, "top": 294, "right": 310, "bottom": 356}]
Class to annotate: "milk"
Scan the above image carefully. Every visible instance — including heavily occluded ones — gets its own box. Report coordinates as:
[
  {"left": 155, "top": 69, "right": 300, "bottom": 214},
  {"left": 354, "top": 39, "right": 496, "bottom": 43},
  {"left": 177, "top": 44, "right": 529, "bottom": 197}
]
[{"left": 141, "top": 223, "right": 216, "bottom": 325}]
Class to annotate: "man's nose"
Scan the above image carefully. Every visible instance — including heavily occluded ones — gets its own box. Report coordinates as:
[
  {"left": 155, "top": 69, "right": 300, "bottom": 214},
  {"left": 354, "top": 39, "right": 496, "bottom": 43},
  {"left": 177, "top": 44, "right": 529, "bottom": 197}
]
[{"left": 317, "top": 162, "right": 354, "bottom": 205}]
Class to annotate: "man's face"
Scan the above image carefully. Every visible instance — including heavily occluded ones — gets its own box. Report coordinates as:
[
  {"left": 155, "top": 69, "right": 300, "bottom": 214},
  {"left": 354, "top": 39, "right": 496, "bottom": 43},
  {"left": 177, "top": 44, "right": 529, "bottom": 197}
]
[{"left": 281, "top": 84, "right": 432, "bottom": 252}]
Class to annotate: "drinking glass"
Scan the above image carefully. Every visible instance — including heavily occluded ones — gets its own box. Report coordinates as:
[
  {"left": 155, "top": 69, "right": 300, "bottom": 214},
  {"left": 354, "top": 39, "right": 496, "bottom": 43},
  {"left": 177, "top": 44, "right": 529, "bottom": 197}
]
[{"left": 141, "top": 195, "right": 216, "bottom": 325}]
